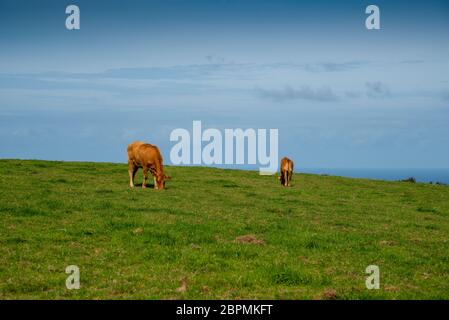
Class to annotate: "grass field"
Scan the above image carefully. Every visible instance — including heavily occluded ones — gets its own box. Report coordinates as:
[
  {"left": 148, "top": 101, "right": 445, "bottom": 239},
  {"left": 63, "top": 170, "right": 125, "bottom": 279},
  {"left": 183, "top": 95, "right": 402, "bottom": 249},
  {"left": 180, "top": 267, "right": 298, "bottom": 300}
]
[{"left": 1, "top": 159, "right": 449, "bottom": 299}]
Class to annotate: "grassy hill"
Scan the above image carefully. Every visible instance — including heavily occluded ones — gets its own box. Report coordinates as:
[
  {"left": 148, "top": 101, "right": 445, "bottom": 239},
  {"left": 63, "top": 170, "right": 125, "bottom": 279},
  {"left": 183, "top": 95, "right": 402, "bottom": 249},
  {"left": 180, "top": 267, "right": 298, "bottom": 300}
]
[{"left": 1, "top": 159, "right": 448, "bottom": 299}]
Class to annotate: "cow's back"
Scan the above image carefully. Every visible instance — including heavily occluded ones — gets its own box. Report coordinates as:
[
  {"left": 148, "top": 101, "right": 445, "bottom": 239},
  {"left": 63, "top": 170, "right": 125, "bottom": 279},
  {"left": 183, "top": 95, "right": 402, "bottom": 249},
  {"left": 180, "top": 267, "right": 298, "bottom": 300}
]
[
  {"left": 281, "top": 157, "right": 293, "bottom": 172},
  {"left": 127, "top": 141, "right": 144, "bottom": 161},
  {"left": 127, "top": 141, "right": 149, "bottom": 167},
  {"left": 128, "top": 141, "right": 163, "bottom": 168}
]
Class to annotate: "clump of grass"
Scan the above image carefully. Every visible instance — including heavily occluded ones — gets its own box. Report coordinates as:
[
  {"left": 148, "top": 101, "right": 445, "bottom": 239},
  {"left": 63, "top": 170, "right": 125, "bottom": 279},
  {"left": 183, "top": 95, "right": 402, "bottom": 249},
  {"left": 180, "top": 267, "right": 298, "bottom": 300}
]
[
  {"left": 417, "top": 207, "right": 438, "bottom": 213},
  {"left": 401, "top": 177, "right": 416, "bottom": 183},
  {"left": 270, "top": 266, "right": 312, "bottom": 286}
]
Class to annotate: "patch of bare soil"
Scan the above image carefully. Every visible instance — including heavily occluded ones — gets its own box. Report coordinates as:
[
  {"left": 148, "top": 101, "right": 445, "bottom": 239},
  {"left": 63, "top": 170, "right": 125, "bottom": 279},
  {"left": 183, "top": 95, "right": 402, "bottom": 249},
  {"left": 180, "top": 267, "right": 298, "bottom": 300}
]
[
  {"left": 234, "top": 235, "right": 265, "bottom": 245},
  {"left": 176, "top": 277, "right": 188, "bottom": 293},
  {"left": 314, "top": 288, "right": 338, "bottom": 300}
]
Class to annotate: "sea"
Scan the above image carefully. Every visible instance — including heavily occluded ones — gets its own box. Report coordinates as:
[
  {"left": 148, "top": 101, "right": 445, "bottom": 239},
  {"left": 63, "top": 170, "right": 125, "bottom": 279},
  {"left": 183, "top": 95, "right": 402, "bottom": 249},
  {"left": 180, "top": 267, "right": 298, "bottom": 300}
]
[
  {"left": 300, "top": 168, "right": 449, "bottom": 184},
  {"left": 206, "top": 164, "right": 449, "bottom": 184}
]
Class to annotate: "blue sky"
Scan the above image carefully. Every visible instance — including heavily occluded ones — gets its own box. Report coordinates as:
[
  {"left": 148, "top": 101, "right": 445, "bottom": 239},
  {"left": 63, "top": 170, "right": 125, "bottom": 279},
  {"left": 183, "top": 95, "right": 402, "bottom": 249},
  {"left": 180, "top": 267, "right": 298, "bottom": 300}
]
[{"left": 1, "top": 0, "right": 449, "bottom": 169}]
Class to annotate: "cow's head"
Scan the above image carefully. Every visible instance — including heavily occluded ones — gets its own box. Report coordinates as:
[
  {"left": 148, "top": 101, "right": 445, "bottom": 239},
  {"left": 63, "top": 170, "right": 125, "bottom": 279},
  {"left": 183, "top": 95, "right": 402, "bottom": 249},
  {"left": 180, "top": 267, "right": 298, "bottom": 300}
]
[{"left": 155, "top": 173, "right": 171, "bottom": 190}]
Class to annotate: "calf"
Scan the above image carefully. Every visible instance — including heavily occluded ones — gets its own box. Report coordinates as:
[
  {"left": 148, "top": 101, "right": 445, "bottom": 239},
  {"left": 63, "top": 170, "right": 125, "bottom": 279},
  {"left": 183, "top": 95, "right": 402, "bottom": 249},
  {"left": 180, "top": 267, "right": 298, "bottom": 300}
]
[
  {"left": 127, "top": 141, "right": 170, "bottom": 190},
  {"left": 279, "top": 157, "right": 294, "bottom": 187}
]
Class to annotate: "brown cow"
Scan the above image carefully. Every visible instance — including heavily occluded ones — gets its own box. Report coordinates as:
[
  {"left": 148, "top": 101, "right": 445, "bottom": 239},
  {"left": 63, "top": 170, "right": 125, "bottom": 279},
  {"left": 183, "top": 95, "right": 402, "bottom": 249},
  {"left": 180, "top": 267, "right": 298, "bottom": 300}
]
[
  {"left": 127, "top": 141, "right": 170, "bottom": 190},
  {"left": 279, "top": 157, "right": 294, "bottom": 187}
]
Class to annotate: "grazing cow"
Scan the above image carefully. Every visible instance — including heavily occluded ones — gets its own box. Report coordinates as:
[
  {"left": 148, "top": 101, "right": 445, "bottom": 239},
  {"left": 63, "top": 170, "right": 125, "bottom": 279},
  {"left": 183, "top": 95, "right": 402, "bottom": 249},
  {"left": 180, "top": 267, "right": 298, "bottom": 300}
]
[
  {"left": 279, "top": 157, "right": 294, "bottom": 187},
  {"left": 127, "top": 141, "right": 171, "bottom": 190}
]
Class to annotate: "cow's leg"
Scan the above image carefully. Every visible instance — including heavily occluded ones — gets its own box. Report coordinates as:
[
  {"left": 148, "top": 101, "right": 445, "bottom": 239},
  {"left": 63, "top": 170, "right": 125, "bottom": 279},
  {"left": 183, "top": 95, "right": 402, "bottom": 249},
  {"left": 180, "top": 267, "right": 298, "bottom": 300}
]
[
  {"left": 288, "top": 170, "right": 292, "bottom": 187},
  {"left": 128, "top": 161, "right": 137, "bottom": 188},
  {"left": 142, "top": 167, "right": 149, "bottom": 188},
  {"left": 149, "top": 168, "right": 158, "bottom": 189},
  {"left": 284, "top": 170, "right": 288, "bottom": 187}
]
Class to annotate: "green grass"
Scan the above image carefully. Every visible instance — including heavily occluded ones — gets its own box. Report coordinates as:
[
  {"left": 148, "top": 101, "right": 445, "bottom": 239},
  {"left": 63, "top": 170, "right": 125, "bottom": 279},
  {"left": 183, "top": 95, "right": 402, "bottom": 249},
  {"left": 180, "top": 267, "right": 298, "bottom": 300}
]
[{"left": 1, "top": 159, "right": 449, "bottom": 300}]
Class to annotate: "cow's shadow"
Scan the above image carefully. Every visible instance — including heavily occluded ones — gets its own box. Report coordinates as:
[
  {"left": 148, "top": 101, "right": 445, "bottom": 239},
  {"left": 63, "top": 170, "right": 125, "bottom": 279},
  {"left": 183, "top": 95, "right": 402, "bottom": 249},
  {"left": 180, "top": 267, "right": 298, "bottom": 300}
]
[
  {"left": 135, "top": 183, "right": 155, "bottom": 188},
  {"left": 134, "top": 183, "right": 170, "bottom": 190}
]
